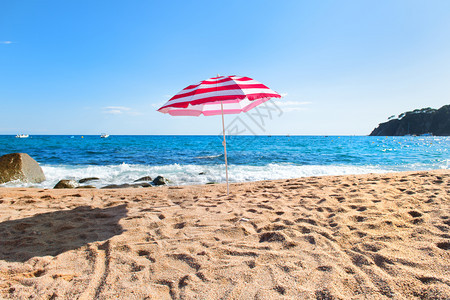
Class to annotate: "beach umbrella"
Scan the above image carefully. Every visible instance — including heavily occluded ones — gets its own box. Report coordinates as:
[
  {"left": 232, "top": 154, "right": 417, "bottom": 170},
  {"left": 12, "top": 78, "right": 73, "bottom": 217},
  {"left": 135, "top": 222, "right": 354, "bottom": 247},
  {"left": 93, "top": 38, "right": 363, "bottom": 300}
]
[{"left": 158, "top": 75, "right": 281, "bottom": 194}]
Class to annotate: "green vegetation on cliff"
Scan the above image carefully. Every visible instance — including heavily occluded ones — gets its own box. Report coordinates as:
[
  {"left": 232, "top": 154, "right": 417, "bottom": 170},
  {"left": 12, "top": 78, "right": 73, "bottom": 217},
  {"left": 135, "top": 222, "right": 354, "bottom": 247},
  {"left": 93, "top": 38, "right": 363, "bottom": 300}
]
[{"left": 370, "top": 105, "right": 450, "bottom": 136}]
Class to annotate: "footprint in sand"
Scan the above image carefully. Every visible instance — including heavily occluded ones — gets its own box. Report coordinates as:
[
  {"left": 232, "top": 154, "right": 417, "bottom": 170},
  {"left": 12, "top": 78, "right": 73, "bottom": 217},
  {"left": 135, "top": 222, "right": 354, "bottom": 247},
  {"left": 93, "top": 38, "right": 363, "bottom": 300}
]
[
  {"left": 294, "top": 218, "right": 317, "bottom": 226},
  {"left": 317, "top": 265, "right": 332, "bottom": 272},
  {"left": 336, "top": 196, "right": 346, "bottom": 202},
  {"left": 257, "top": 204, "right": 274, "bottom": 210},
  {"left": 138, "top": 250, "right": 156, "bottom": 263},
  {"left": 329, "top": 222, "right": 338, "bottom": 228},
  {"left": 173, "top": 222, "right": 186, "bottom": 229},
  {"left": 361, "top": 243, "right": 384, "bottom": 252},
  {"left": 436, "top": 242, "right": 449, "bottom": 250},
  {"left": 167, "top": 253, "right": 201, "bottom": 271},
  {"left": 317, "top": 198, "right": 326, "bottom": 204},
  {"left": 408, "top": 211, "right": 422, "bottom": 218},
  {"left": 259, "top": 231, "right": 287, "bottom": 243},
  {"left": 352, "top": 216, "right": 366, "bottom": 223},
  {"left": 418, "top": 276, "right": 441, "bottom": 284}
]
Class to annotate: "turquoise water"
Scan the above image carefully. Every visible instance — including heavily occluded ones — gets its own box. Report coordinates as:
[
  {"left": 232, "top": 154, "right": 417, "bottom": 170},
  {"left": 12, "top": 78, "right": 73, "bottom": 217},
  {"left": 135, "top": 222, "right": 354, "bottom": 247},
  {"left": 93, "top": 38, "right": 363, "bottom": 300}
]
[{"left": 0, "top": 135, "right": 448, "bottom": 188}]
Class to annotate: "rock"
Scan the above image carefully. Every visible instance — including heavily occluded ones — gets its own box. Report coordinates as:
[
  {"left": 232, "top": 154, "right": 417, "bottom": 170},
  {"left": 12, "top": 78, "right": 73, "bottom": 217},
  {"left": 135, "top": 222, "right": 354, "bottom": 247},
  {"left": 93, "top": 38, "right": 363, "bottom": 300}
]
[
  {"left": 152, "top": 176, "right": 169, "bottom": 186},
  {"left": 134, "top": 176, "right": 152, "bottom": 182},
  {"left": 78, "top": 177, "right": 100, "bottom": 183},
  {"left": 54, "top": 180, "right": 79, "bottom": 189},
  {"left": 370, "top": 104, "right": 450, "bottom": 136},
  {"left": 0, "top": 153, "right": 46, "bottom": 184},
  {"left": 101, "top": 182, "right": 152, "bottom": 189},
  {"left": 101, "top": 184, "right": 131, "bottom": 189},
  {"left": 76, "top": 185, "right": 97, "bottom": 189}
]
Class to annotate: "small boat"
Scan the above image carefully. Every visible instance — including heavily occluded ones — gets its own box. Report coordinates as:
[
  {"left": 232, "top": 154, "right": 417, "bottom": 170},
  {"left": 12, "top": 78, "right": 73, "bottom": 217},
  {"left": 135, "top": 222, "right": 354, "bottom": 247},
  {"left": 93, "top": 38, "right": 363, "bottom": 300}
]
[
  {"left": 15, "top": 134, "right": 29, "bottom": 138},
  {"left": 100, "top": 133, "right": 109, "bottom": 138},
  {"left": 420, "top": 133, "right": 433, "bottom": 136}
]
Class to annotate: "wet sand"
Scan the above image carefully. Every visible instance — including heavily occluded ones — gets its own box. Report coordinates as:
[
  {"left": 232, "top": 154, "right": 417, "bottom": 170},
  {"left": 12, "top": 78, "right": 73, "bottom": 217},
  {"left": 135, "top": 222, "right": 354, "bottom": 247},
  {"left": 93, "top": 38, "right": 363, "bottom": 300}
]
[{"left": 0, "top": 170, "right": 449, "bottom": 299}]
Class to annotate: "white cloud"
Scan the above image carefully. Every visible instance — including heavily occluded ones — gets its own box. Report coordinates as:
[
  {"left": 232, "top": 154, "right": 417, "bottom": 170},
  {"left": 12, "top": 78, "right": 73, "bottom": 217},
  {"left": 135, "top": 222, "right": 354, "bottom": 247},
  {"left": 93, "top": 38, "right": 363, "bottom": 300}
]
[
  {"left": 0, "top": 41, "right": 13, "bottom": 44},
  {"left": 272, "top": 99, "right": 311, "bottom": 112},
  {"left": 102, "top": 106, "right": 145, "bottom": 116},
  {"left": 102, "top": 106, "right": 131, "bottom": 115},
  {"left": 105, "top": 109, "right": 123, "bottom": 115}
]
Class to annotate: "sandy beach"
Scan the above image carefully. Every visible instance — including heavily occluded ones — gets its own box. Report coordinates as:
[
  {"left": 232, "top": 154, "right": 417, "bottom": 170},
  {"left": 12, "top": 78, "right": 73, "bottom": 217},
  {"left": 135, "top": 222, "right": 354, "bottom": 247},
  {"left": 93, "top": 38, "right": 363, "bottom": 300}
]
[{"left": 0, "top": 170, "right": 448, "bottom": 299}]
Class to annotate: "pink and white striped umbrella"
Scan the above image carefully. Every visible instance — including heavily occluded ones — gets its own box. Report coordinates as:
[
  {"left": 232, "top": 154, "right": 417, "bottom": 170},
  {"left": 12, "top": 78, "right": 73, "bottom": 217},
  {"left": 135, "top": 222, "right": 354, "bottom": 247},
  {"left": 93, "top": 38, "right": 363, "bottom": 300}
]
[
  {"left": 157, "top": 75, "right": 281, "bottom": 194},
  {"left": 158, "top": 75, "right": 281, "bottom": 116}
]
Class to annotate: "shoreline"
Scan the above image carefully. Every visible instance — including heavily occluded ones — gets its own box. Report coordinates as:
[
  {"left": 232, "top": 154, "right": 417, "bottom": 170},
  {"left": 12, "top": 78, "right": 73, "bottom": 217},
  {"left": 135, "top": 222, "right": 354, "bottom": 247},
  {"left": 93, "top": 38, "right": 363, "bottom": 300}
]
[
  {"left": 1, "top": 169, "right": 449, "bottom": 299},
  {"left": 1, "top": 168, "right": 448, "bottom": 191}
]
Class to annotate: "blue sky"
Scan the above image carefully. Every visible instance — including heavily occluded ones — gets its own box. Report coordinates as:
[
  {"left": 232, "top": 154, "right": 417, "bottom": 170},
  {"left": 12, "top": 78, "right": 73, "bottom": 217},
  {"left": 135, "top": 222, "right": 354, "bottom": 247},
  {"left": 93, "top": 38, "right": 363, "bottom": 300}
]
[{"left": 1, "top": 0, "right": 449, "bottom": 135}]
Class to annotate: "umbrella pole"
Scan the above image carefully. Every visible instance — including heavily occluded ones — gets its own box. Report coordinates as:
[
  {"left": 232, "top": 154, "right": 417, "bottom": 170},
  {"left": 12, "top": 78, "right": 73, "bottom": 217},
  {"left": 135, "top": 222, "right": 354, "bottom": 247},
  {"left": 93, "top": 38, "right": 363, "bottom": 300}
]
[{"left": 220, "top": 101, "right": 229, "bottom": 195}]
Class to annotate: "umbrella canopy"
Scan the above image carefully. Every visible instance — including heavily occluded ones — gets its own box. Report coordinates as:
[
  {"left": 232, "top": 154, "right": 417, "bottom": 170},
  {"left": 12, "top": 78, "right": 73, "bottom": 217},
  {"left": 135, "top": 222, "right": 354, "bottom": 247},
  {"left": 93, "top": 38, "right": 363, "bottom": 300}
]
[
  {"left": 158, "top": 75, "right": 281, "bottom": 116},
  {"left": 158, "top": 75, "right": 281, "bottom": 194}
]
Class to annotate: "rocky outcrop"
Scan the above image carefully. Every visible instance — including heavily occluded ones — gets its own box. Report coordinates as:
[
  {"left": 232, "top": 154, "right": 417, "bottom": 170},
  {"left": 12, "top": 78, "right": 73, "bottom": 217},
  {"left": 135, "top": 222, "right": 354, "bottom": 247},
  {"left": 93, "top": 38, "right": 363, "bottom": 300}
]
[
  {"left": 370, "top": 105, "right": 450, "bottom": 136},
  {"left": 54, "top": 180, "right": 79, "bottom": 189},
  {"left": 0, "top": 153, "right": 46, "bottom": 184}
]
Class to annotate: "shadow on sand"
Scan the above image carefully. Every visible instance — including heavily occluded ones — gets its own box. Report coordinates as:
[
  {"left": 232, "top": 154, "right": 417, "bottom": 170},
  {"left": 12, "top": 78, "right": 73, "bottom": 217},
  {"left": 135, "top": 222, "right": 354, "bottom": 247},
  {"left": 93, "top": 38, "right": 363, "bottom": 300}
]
[{"left": 0, "top": 204, "right": 127, "bottom": 262}]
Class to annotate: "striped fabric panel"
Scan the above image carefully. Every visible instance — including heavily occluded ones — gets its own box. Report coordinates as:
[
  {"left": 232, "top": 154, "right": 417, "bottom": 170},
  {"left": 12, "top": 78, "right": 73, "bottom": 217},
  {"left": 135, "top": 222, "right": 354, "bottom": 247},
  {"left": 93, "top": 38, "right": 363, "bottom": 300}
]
[
  {"left": 158, "top": 75, "right": 281, "bottom": 111},
  {"left": 172, "top": 76, "right": 261, "bottom": 97},
  {"left": 181, "top": 75, "right": 252, "bottom": 91},
  {"left": 159, "top": 96, "right": 274, "bottom": 116}
]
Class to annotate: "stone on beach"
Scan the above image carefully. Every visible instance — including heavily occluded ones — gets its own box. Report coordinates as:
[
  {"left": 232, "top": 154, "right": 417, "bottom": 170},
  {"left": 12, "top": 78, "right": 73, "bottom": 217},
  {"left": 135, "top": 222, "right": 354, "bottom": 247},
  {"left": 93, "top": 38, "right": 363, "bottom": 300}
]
[
  {"left": 0, "top": 153, "right": 46, "bottom": 184},
  {"left": 54, "top": 180, "right": 79, "bottom": 189},
  {"left": 101, "top": 182, "right": 152, "bottom": 189},
  {"left": 152, "top": 175, "right": 169, "bottom": 186},
  {"left": 134, "top": 176, "right": 152, "bottom": 182},
  {"left": 76, "top": 185, "right": 97, "bottom": 189},
  {"left": 78, "top": 177, "right": 100, "bottom": 184},
  {"left": 101, "top": 183, "right": 132, "bottom": 189}
]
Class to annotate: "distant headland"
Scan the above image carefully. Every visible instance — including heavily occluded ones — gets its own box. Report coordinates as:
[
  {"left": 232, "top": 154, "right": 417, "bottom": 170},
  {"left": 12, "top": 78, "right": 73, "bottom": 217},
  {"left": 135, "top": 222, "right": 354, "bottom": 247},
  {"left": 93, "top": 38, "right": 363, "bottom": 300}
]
[{"left": 370, "top": 104, "right": 450, "bottom": 136}]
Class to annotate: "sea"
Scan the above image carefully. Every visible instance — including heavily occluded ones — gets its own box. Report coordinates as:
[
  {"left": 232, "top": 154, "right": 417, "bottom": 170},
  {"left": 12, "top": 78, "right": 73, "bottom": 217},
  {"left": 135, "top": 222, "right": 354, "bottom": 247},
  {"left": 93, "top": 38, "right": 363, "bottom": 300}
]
[{"left": 0, "top": 135, "right": 448, "bottom": 189}]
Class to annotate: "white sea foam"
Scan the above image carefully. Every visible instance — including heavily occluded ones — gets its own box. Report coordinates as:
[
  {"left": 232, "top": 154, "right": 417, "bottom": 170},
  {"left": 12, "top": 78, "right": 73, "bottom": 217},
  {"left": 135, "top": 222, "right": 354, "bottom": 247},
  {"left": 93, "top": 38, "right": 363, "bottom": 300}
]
[
  {"left": 195, "top": 154, "right": 223, "bottom": 159},
  {"left": 0, "top": 162, "right": 423, "bottom": 189}
]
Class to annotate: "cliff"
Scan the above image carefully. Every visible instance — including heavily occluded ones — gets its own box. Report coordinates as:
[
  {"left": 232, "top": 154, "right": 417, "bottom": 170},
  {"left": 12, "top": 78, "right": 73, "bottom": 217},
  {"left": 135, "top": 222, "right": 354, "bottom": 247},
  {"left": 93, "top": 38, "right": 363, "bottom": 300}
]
[{"left": 369, "top": 105, "right": 450, "bottom": 136}]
